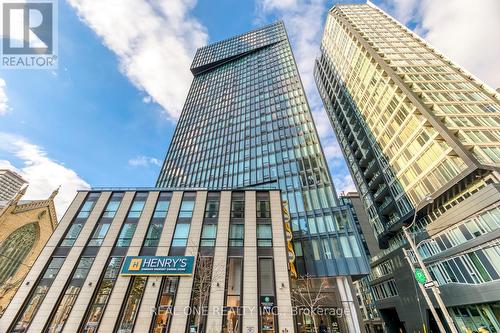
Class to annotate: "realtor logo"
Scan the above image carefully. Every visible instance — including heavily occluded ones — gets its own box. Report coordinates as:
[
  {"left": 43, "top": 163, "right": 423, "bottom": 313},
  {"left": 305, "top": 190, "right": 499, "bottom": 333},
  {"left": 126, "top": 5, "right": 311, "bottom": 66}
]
[
  {"left": 1, "top": 0, "right": 58, "bottom": 68},
  {"left": 128, "top": 258, "right": 143, "bottom": 271}
]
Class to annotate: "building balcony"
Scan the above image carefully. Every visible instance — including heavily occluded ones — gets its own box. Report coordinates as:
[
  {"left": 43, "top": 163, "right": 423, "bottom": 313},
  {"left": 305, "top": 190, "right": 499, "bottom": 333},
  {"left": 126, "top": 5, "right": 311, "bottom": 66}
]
[
  {"left": 373, "top": 183, "right": 388, "bottom": 201},
  {"left": 378, "top": 196, "right": 394, "bottom": 215}
]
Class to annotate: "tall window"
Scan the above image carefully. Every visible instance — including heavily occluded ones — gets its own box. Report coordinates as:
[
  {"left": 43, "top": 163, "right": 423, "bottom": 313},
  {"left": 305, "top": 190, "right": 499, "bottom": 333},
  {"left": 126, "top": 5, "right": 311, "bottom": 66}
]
[
  {"left": 86, "top": 192, "right": 124, "bottom": 246},
  {"left": 187, "top": 256, "right": 214, "bottom": 332},
  {"left": 144, "top": 192, "right": 172, "bottom": 247},
  {"left": 259, "top": 258, "right": 276, "bottom": 333},
  {"left": 10, "top": 257, "right": 65, "bottom": 332},
  {"left": 229, "top": 224, "right": 244, "bottom": 247},
  {"left": 171, "top": 223, "right": 190, "bottom": 246},
  {"left": 76, "top": 193, "right": 101, "bottom": 219},
  {"left": 151, "top": 277, "right": 178, "bottom": 333},
  {"left": 179, "top": 197, "right": 196, "bottom": 218},
  {"left": 46, "top": 257, "right": 95, "bottom": 333},
  {"left": 116, "top": 193, "right": 147, "bottom": 247},
  {"left": 102, "top": 192, "right": 124, "bottom": 218},
  {"left": 231, "top": 199, "right": 245, "bottom": 219},
  {"left": 204, "top": 196, "right": 220, "bottom": 218},
  {"left": 80, "top": 257, "right": 123, "bottom": 333},
  {"left": 88, "top": 221, "right": 111, "bottom": 247},
  {"left": 115, "top": 277, "right": 147, "bottom": 333},
  {"left": 223, "top": 258, "right": 243, "bottom": 333},
  {"left": 200, "top": 224, "right": 217, "bottom": 247},
  {"left": 257, "top": 224, "right": 273, "bottom": 247},
  {"left": 0, "top": 223, "right": 37, "bottom": 285},
  {"left": 257, "top": 197, "right": 271, "bottom": 218},
  {"left": 60, "top": 192, "right": 101, "bottom": 246}
]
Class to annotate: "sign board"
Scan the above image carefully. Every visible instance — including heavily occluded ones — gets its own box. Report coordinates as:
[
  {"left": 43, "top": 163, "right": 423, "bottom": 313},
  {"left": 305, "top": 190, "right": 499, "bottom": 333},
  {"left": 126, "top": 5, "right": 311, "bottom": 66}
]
[
  {"left": 260, "top": 296, "right": 275, "bottom": 309},
  {"left": 120, "top": 256, "right": 194, "bottom": 276},
  {"left": 424, "top": 281, "right": 438, "bottom": 289},
  {"left": 414, "top": 268, "right": 427, "bottom": 284}
]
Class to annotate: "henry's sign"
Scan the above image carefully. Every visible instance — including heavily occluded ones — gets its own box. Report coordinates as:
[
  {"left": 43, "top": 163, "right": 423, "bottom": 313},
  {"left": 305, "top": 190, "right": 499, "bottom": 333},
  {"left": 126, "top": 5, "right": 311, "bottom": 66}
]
[{"left": 121, "top": 256, "right": 195, "bottom": 276}]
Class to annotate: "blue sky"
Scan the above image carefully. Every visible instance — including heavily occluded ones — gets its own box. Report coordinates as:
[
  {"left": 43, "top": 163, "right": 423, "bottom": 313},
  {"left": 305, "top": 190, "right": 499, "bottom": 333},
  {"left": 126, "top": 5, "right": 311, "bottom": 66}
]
[{"left": 1, "top": 0, "right": 499, "bottom": 216}]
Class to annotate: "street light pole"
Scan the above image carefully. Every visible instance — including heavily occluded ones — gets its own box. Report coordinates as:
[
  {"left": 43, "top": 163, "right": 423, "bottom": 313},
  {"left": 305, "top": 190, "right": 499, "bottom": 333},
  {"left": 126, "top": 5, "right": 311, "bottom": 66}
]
[{"left": 402, "top": 197, "right": 458, "bottom": 333}]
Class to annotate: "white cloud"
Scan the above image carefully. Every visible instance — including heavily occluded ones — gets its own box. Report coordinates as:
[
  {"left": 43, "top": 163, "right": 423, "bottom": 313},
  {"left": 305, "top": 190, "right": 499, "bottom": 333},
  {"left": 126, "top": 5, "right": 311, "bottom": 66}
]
[
  {"left": 378, "top": 0, "right": 500, "bottom": 89},
  {"left": 0, "top": 132, "right": 90, "bottom": 218},
  {"left": 128, "top": 155, "right": 162, "bottom": 168},
  {"left": 0, "top": 78, "right": 9, "bottom": 115},
  {"left": 66, "top": 0, "right": 209, "bottom": 121},
  {"left": 333, "top": 174, "right": 357, "bottom": 195}
]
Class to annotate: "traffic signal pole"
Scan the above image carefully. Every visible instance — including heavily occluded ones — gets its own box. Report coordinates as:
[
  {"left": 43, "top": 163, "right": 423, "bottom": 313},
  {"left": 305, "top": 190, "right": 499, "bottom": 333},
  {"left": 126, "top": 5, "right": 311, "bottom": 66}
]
[
  {"left": 402, "top": 198, "right": 459, "bottom": 333},
  {"left": 402, "top": 248, "right": 445, "bottom": 333}
]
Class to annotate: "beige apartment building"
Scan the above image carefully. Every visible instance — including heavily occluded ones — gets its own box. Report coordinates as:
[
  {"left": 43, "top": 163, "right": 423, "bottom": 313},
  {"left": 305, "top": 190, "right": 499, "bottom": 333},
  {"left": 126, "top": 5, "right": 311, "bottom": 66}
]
[{"left": 0, "top": 188, "right": 357, "bottom": 333}]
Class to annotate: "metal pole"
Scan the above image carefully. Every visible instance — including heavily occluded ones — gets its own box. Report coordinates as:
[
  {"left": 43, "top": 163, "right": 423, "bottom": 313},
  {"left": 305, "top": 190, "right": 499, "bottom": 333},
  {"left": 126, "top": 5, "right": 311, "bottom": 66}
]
[
  {"left": 402, "top": 224, "right": 458, "bottom": 333},
  {"left": 402, "top": 248, "right": 445, "bottom": 333}
]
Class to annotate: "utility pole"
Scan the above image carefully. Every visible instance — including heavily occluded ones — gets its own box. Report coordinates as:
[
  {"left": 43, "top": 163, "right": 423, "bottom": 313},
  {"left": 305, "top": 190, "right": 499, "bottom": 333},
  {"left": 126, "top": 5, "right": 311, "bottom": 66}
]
[
  {"left": 402, "top": 196, "right": 458, "bottom": 333},
  {"left": 402, "top": 248, "right": 444, "bottom": 333}
]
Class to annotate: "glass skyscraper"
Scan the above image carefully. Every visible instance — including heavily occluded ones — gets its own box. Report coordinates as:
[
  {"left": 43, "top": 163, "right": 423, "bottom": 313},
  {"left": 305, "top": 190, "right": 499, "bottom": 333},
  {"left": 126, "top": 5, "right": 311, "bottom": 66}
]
[
  {"left": 315, "top": 3, "right": 500, "bottom": 332},
  {"left": 157, "top": 21, "right": 369, "bottom": 330}
]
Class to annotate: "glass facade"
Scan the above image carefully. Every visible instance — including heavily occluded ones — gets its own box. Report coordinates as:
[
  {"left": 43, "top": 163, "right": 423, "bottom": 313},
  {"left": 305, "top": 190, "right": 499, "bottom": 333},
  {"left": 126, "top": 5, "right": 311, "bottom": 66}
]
[{"left": 157, "top": 21, "right": 368, "bottom": 277}]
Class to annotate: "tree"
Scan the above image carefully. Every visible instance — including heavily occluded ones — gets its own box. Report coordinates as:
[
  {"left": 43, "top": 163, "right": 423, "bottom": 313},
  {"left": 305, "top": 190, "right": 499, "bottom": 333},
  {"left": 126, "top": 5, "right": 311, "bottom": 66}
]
[
  {"left": 189, "top": 252, "right": 225, "bottom": 333},
  {"left": 290, "top": 274, "right": 328, "bottom": 333}
]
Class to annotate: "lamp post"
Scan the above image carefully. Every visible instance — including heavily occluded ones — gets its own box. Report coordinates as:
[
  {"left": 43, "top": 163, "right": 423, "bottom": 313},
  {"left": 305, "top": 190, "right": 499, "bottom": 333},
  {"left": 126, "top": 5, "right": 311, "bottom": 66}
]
[{"left": 402, "top": 196, "right": 458, "bottom": 333}]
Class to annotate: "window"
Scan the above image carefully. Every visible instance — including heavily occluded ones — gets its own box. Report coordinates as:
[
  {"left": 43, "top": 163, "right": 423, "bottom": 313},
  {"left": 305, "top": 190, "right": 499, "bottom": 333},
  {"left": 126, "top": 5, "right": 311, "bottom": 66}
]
[
  {"left": 144, "top": 193, "right": 172, "bottom": 247},
  {"left": 102, "top": 193, "right": 124, "bottom": 218},
  {"left": 61, "top": 193, "right": 100, "bottom": 246},
  {"left": 11, "top": 257, "right": 65, "bottom": 331},
  {"left": 0, "top": 223, "right": 37, "bottom": 285},
  {"left": 127, "top": 193, "right": 148, "bottom": 219},
  {"left": 200, "top": 224, "right": 217, "bottom": 247},
  {"left": 257, "top": 224, "right": 273, "bottom": 247},
  {"left": 76, "top": 193, "right": 100, "bottom": 219},
  {"left": 88, "top": 223, "right": 111, "bottom": 246},
  {"left": 231, "top": 200, "right": 245, "bottom": 219},
  {"left": 223, "top": 258, "right": 243, "bottom": 333},
  {"left": 229, "top": 224, "right": 244, "bottom": 247},
  {"left": 187, "top": 256, "right": 214, "bottom": 332},
  {"left": 81, "top": 257, "right": 123, "bottom": 333},
  {"left": 60, "top": 223, "right": 84, "bottom": 247},
  {"left": 179, "top": 200, "right": 195, "bottom": 218},
  {"left": 258, "top": 258, "right": 276, "bottom": 333},
  {"left": 153, "top": 192, "right": 171, "bottom": 218},
  {"left": 205, "top": 199, "right": 220, "bottom": 218},
  {"left": 151, "top": 277, "right": 178, "bottom": 333},
  {"left": 172, "top": 223, "right": 190, "bottom": 246},
  {"left": 115, "top": 277, "right": 147, "bottom": 333},
  {"left": 46, "top": 257, "right": 95, "bottom": 333},
  {"left": 116, "top": 223, "right": 138, "bottom": 247},
  {"left": 144, "top": 223, "right": 164, "bottom": 247},
  {"left": 257, "top": 200, "right": 271, "bottom": 218}
]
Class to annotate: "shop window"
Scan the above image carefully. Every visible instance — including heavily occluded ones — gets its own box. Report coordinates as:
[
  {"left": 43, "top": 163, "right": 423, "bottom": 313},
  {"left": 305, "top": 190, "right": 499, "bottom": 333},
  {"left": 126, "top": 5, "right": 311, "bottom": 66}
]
[{"left": 115, "top": 277, "right": 148, "bottom": 333}]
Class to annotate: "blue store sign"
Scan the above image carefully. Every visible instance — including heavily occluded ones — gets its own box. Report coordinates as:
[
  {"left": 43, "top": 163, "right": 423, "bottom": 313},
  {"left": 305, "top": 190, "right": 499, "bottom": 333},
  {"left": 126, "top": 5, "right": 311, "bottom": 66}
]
[{"left": 120, "top": 256, "right": 195, "bottom": 276}]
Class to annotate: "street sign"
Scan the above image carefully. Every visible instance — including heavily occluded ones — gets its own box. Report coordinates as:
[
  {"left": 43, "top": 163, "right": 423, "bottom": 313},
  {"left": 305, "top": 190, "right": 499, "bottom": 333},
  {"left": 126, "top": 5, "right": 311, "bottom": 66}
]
[
  {"left": 424, "top": 281, "right": 438, "bottom": 289},
  {"left": 415, "top": 268, "right": 427, "bottom": 284}
]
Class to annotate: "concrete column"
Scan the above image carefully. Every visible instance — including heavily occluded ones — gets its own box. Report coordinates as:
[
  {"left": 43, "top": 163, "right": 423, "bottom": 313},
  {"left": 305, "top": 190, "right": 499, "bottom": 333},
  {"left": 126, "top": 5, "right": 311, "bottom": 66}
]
[
  {"left": 270, "top": 190, "right": 295, "bottom": 333},
  {"left": 64, "top": 192, "right": 158, "bottom": 333},
  {"left": 242, "top": 191, "right": 258, "bottom": 333},
  {"left": 0, "top": 191, "right": 87, "bottom": 333},
  {"left": 99, "top": 192, "right": 160, "bottom": 331},
  {"left": 205, "top": 191, "right": 231, "bottom": 333},
  {"left": 27, "top": 192, "right": 118, "bottom": 333},
  {"left": 133, "top": 191, "right": 183, "bottom": 331},
  {"left": 337, "top": 276, "right": 362, "bottom": 333},
  {"left": 169, "top": 191, "right": 207, "bottom": 332}
]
